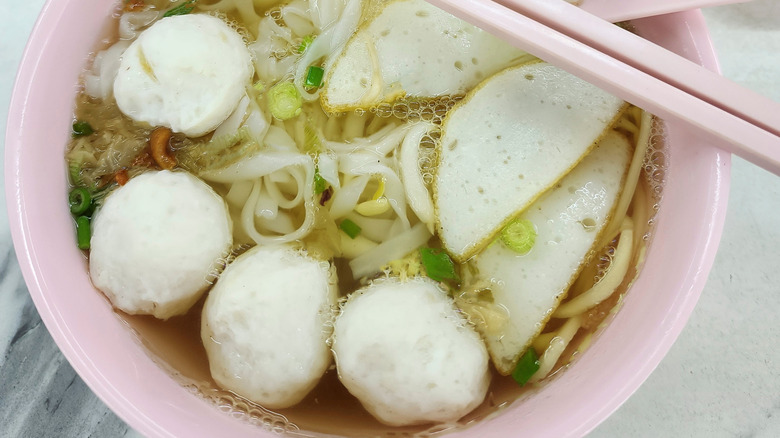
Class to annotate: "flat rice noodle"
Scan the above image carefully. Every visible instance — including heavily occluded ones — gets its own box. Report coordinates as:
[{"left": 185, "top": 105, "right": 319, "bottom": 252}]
[
  {"left": 398, "top": 122, "right": 436, "bottom": 232},
  {"left": 349, "top": 222, "right": 431, "bottom": 279},
  {"left": 200, "top": 151, "right": 313, "bottom": 183}
]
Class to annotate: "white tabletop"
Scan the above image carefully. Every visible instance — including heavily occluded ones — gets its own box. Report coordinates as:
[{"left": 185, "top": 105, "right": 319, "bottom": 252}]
[{"left": 1, "top": 1, "right": 778, "bottom": 437}]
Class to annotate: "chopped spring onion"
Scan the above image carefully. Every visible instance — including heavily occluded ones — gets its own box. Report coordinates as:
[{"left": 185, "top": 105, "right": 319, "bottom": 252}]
[
  {"left": 68, "top": 187, "right": 92, "bottom": 215},
  {"left": 68, "top": 161, "right": 83, "bottom": 186},
  {"left": 419, "top": 247, "right": 459, "bottom": 283},
  {"left": 76, "top": 216, "right": 91, "bottom": 250},
  {"left": 304, "top": 123, "right": 321, "bottom": 153},
  {"left": 304, "top": 66, "right": 325, "bottom": 89},
  {"left": 339, "top": 219, "right": 362, "bottom": 239},
  {"left": 72, "top": 121, "right": 94, "bottom": 137},
  {"left": 313, "top": 168, "right": 329, "bottom": 194},
  {"left": 267, "top": 81, "right": 302, "bottom": 120},
  {"left": 501, "top": 218, "right": 537, "bottom": 254},
  {"left": 511, "top": 348, "right": 540, "bottom": 386},
  {"left": 298, "top": 35, "right": 316, "bottom": 54},
  {"left": 163, "top": 0, "right": 197, "bottom": 17},
  {"left": 252, "top": 80, "right": 265, "bottom": 92}
]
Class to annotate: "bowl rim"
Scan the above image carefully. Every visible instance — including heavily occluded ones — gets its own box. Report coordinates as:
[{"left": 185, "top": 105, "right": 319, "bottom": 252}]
[{"left": 5, "top": 2, "right": 730, "bottom": 437}]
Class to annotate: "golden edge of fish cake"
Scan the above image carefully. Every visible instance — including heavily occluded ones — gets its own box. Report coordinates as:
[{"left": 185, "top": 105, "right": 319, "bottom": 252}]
[
  {"left": 319, "top": 0, "right": 533, "bottom": 113},
  {"left": 433, "top": 60, "right": 629, "bottom": 263},
  {"left": 319, "top": 0, "right": 412, "bottom": 113}
]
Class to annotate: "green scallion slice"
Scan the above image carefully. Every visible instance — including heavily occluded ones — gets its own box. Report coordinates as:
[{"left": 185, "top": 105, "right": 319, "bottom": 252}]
[
  {"left": 339, "top": 219, "right": 362, "bottom": 239},
  {"left": 501, "top": 218, "right": 537, "bottom": 254},
  {"left": 511, "top": 348, "right": 540, "bottom": 386},
  {"left": 313, "top": 168, "right": 329, "bottom": 195},
  {"left": 68, "top": 187, "right": 92, "bottom": 215},
  {"left": 304, "top": 66, "right": 325, "bottom": 89},
  {"left": 68, "top": 161, "right": 83, "bottom": 186},
  {"left": 419, "top": 247, "right": 459, "bottom": 283},
  {"left": 163, "top": 0, "right": 197, "bottom": 17},
  {"left": 298, "top": 35, "right": 315, "bottom": 54},
  {"left": 267, "top": 81, "right": 302, "bottom": 120},
  {"left": 72, "top": 121, "right": 94, "bottom": 137},
  {"left": 76, "top": 216, "right": 91, "bottom": 250},
  {"left": 304, "top": 123, "right": 321, "bottom": 153}
]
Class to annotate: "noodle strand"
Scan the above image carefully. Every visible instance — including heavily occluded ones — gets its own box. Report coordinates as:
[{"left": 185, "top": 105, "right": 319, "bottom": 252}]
[
  {"left": 553, "top": 218, "right": 634, "bottom": 318},
  {"left": 529, "top": 315, "right": 582, "bottom": 383}
]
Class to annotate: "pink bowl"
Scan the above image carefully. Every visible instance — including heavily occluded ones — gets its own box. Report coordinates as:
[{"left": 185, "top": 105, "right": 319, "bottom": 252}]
[{"left": 5, "top": 1, "right": 728, "bottom": 437}]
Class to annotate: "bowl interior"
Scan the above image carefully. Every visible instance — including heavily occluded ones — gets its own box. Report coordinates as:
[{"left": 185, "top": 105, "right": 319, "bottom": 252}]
[{"left": 5, "top": 2, "right": 729, "bottom": 437}]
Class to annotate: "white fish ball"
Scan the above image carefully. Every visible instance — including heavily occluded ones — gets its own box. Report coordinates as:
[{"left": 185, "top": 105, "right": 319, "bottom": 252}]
[
  {"left": 114, "top": 14, "right": 253, "bottom": 137},
  {"left": 89, "top": 170, "right": 232, "bottom": 319},
  {"left": 201, "top": 245, "right": 337, "bottom": 409},
  {"left": 332, "top": 277, "right": 491, "bottom": 426}
]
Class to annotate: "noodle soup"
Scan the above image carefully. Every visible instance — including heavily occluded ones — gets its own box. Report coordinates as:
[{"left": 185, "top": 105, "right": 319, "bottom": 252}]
[{"left": 64, "top": 0, "right": 667, "bottom": 435}]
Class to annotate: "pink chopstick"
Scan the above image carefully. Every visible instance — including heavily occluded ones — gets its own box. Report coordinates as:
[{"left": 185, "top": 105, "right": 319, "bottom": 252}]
[
  {"left": 425, "top": 0, "right": 780, "bottom": 175},
  {"left": 502, "top": 0, "right": 779, "bottom": 137},
  {"left": 578, "top": 0, "right": 750, "bottom": 23}
]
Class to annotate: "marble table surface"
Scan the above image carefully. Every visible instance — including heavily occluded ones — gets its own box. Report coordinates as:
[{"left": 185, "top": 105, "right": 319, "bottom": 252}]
[{"left": 1, "top": 1, "right": 778, "bottom": 437}]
